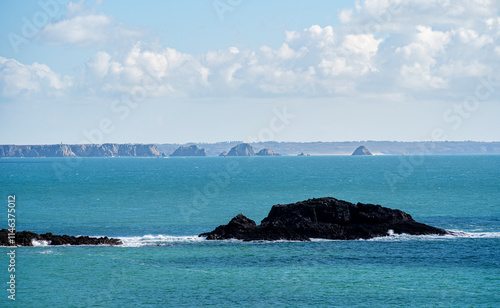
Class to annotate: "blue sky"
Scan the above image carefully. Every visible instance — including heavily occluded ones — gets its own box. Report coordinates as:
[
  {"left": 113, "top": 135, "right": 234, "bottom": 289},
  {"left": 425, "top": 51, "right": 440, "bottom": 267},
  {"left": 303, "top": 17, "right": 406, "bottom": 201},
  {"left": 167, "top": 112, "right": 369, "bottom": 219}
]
[{"left": 1, "top": 0, "right": 499, "bottom": 144}]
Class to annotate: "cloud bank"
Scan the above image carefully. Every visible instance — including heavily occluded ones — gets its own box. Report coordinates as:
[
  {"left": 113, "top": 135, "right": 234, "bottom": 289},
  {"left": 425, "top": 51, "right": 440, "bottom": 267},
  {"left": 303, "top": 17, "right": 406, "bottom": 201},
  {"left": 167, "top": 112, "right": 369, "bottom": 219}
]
[{"left": 2, "top": 0, "right": 500, "bottom": 101}]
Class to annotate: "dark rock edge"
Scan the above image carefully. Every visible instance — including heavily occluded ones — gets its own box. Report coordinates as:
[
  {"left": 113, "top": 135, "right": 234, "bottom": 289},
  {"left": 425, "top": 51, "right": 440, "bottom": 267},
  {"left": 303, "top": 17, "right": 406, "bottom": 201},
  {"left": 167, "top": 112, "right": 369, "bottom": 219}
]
[
  {"left": 200, "top": 197, "right": 448, "bottom": 241},
  {"left": 0, "top": 229, "right": 122, "bottom": 246}
]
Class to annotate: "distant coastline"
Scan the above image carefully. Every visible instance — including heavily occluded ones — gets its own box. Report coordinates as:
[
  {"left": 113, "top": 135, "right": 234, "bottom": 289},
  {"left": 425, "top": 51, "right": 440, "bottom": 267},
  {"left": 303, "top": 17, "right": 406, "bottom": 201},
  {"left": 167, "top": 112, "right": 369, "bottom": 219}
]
[{"left": 1, "top": 141, "right": 500, "bottom": 157}]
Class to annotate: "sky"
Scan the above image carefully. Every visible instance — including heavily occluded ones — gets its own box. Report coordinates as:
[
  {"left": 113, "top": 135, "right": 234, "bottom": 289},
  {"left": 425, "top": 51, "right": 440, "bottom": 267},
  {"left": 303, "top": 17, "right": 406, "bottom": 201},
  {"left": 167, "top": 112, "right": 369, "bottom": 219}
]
[{"left": 0, "top": 0, "right": 499, "bottom": 144}]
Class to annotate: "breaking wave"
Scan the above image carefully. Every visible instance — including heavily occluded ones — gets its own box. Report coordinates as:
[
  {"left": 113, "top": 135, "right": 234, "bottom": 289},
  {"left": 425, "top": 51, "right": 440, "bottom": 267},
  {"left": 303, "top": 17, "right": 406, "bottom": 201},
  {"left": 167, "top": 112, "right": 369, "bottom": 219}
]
[
  {"left": 118, "top": 234, "right": 205, "bottom": 247},
  {"left": 31, "top": 239, "right": 51, "bottom": 246}
]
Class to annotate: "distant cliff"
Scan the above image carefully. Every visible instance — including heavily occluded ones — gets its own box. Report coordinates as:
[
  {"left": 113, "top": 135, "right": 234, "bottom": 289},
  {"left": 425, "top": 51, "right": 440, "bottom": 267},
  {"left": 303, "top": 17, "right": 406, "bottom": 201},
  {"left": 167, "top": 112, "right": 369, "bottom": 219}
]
[{"left": 0, "top": 144, "right": 160, "bottom": 157}]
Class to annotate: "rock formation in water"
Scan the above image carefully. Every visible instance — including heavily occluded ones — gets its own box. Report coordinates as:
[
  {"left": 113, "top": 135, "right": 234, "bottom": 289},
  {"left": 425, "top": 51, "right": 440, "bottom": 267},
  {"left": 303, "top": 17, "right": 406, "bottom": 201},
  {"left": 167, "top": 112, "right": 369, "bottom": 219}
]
[
  {"left": 226, "top": 143, "right": 255, "bottom": 156},
  {"left": 352, "top": 146, "right": 373, "bottom": 156},
  {"left": 256, "top": 148, "right": 280, "bottom": 156},
  {"left": 0, "top": 144, "right": 160, "bottom": 157},
  {"left": 200, "top": 197, "right": 448, "bottom": 241},
  {"left": 0, "top": 229, "right": 122, "bottom": 246},
  {"left": 297, "top": 152, "right": 310, "bottom": 156},
  {"left": 219, "top": 151, "right": 228, "bottom": 157},
  {"left": 169, "top": 145, "right": 207, "bottom": 157}
]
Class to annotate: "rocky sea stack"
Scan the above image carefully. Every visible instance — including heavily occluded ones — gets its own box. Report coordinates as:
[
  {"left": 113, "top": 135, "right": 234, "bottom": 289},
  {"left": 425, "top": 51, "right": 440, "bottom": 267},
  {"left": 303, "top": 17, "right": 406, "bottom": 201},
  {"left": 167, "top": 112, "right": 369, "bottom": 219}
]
[
  {"left": 256, "top": 148, "right": 280, "bottom": 156},
  {"left": 200, "top": 197, "right": 448, "bottom": 241},
  {"left": 226, "top": 143, "right": 255, "bottom": 156},
  {"left": 352, "top": 146, "right": 373, "bottom": 156},
  {"left": 170, "top": 145, "right": 206, "bottom": 157},
  {"left": 0, "top": 229, "right": 122, "bottom": 246}
]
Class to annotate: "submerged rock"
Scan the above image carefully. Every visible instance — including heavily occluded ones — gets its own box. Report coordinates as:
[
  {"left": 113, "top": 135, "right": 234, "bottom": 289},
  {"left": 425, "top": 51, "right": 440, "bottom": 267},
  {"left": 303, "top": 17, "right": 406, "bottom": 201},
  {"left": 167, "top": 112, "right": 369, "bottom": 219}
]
[
  {"left": 352, "top": 146, "right": 373, "bottom": 156},
  {"left": 0, "top": 229, "right": 122, "bottom": 246},
  {"left": 200, "top": 197, "right": 448, "bottom": 241}
]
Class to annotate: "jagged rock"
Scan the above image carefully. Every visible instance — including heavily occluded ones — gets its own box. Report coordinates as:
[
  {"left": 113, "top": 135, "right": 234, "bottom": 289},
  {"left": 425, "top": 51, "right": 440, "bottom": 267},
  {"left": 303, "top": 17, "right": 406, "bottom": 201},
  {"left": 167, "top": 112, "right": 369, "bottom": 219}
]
[
  {"left": 256, "top": 148, "right": 280, "bottom": 156},
  {"left": 226, "top": 143, "right": 255, "bottom": 156},
  {"left": 219, "top": 151, "right": 228, "bottom": 157},
  {"left": 170, "top": 145, "right": 206, "bottom": 157},
  {"left": 0, "top": 144, "right": 160, "bottom": 157},
  {"left": 200, "top": 197, "right": 448, "bottom": 241},
  {"left": 352, "top": 146, "right": 373, "bottom": 156},
  {"left": 0, "top": 229, "right": 122, "bottom": 246},
  {"left": 297, "top": 152, "right": 310, "bottom": 156}
]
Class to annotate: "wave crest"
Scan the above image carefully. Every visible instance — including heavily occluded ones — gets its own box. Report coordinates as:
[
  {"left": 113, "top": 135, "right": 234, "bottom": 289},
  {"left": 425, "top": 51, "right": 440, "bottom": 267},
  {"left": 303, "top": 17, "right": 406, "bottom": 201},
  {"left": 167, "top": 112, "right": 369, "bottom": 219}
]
[
  {"left": 118, "top": 234, "right": 205, "bottom": 247},
  {"left": 31, "top": 239, "right": 51, "bottom": 246}
]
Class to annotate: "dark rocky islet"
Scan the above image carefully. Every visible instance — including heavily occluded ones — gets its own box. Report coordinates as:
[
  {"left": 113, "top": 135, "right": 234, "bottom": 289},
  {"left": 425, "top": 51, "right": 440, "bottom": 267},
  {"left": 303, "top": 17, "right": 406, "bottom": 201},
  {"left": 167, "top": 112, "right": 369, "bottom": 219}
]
[
  {"left": 0, "top": 229, "right": 122, "bottom": 246},
  {"left": 200, "top": 197, "right": 448, "bottom": 241}
]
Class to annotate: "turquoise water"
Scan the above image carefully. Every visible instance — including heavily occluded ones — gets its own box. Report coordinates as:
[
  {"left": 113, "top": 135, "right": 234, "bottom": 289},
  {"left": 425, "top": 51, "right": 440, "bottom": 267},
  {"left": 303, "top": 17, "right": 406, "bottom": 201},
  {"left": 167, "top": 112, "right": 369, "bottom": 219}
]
[{"left": 1, "top": 156, "right": 499, "bottom": 307}]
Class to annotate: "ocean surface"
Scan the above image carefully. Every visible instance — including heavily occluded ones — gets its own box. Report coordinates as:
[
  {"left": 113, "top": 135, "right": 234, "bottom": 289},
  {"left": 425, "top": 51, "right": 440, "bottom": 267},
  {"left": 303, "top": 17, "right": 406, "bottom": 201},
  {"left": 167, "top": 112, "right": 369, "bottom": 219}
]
[{"left": 1, "top": 155, "right": 499, "bottom": 307}]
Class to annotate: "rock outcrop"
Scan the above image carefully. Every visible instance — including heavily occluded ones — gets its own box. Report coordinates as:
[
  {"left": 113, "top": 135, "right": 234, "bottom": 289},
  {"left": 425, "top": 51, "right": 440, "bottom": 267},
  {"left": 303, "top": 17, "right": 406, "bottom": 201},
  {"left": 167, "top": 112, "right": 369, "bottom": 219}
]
[
  {"left": 200, "top": 197, "right": 448, "bottom": 241},
  {"left": 297, "top": 152, "right": 310, "bottom": 156},
  {"left": 226, "top": 143, "right": 255, "bottom": 156},
  {"left": 219, "top": 151, "right": 228, "bottom": 157},
  {"left": 256, "top": 148, "right": 280, "bottom": 156},
  {"left": 0, "top": 229, "right": 122, "bottom": 246},
  {"left": 170, "top": 145, "right": 206, "bottom": 157},
  {"left": 0, "top": 144, "right": 160, "bottom": 157},
  {"left": 352, "top": 146, "right": 373, "bottom": 156}
]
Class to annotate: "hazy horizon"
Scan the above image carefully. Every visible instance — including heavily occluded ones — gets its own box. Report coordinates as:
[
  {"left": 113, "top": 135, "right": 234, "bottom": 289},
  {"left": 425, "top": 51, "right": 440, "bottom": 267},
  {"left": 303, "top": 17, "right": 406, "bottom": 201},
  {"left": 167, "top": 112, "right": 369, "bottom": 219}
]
[{"left": 2, "top": 140, "right": 500, "bottom": 146}]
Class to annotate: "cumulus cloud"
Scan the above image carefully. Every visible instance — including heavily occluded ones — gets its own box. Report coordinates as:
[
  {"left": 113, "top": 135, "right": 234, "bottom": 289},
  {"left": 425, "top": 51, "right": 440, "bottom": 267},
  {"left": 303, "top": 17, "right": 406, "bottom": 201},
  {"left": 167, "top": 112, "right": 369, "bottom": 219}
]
[
  {"left": 38, "top": 14, "right": 112, "bottom": 46},
  {"left": 84, "top": 43, "right": 210, "bottom": 97},
  {"left": 0, "top": 56, "right": 73, "bottom": 97}
]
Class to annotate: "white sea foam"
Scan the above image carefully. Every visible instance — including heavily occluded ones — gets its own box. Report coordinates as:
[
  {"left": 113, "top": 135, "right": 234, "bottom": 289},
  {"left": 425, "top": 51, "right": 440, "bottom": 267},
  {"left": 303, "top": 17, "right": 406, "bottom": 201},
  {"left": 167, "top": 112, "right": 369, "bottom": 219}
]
[
  {"left": 37, "top": 250, "right": 54, "bottom": 254},
  {"left": 18, "top": 230, "right": 499, "bottom": 248},
  {"left": 446, "top": 230, "right": 500, "bottom": 239},
  {"left": 117, "top": 230, "right": 500, "bottom": 246},
  {"left": 118, "top": 234, "right": 206, "bottom": 247},
  {"left": 31, "top": 239, "right": 51, "bottom": 246},
  {"left": 365, "top": 230, "right": 500, "bottom": 242}
]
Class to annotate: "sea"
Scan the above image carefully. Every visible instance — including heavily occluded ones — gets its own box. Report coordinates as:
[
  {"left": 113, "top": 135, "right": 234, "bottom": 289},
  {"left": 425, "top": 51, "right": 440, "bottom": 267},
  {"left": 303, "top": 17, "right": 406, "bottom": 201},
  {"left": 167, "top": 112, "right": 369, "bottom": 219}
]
[{"left": 1, "top": 155, "right": 499, "bottom": 307}]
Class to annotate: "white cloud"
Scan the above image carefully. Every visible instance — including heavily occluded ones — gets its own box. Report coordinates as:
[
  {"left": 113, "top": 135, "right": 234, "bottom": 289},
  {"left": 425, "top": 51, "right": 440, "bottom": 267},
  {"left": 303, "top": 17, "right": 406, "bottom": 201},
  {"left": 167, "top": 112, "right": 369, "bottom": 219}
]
[
  {"left": 339, "top": 9, "right": 353, "bottom": 24},
  {"left": 38, "top": 14, "right": 112, "bottom": 46},
  {"left": 37, "top": 1, "right": 141, "bottom": 47},
  {"left": 84, "top": 43, "right": 210, "bottom": 97},
  {"left": 0, "top": 57, "right": 73, "bottom": 97}
]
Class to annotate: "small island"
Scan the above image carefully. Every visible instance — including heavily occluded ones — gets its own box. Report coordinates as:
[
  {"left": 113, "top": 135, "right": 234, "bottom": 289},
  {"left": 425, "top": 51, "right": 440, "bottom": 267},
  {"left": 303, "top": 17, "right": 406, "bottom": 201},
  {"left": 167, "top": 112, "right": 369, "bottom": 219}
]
[
  {"left": 256, "top": 148, "right": 280, "bottom": 156},
  {"left": 170, "top": 145, "right": 206, "bottom": 157},
  {"left": 225, "top": 143, "right": 255, "bottom": 156},
  {"left": 352, "top": 146, "right": 373, "bottom": 156},
  {"left": 200, "top": 197, "right": 448, "bottom": 241}
]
